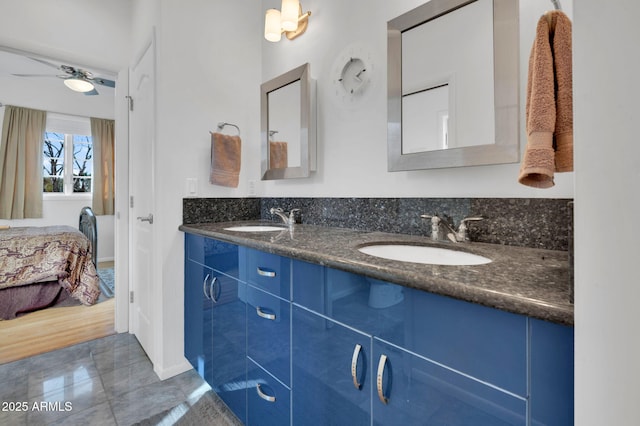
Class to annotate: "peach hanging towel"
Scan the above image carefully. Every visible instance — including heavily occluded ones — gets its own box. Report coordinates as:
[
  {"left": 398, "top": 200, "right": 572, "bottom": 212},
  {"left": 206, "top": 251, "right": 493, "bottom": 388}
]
[
  {"left": 210, "top": 132, "right": 241, "bottom": 188},
  {"left": 519, "top": 10, "right": 573, "bottom": 188}
]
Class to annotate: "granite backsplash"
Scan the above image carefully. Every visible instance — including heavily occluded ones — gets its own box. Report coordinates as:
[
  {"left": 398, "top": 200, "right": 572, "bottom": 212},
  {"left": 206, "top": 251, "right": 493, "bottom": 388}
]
[{"left": 183, "top": 197, "right": 573, "bottom": 252}]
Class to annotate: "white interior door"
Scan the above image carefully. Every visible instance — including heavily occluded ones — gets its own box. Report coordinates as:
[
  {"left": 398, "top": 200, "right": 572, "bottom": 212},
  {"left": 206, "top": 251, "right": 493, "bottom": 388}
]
[{"left": 129, "top": 39, "right": 155, "bottom": 360}]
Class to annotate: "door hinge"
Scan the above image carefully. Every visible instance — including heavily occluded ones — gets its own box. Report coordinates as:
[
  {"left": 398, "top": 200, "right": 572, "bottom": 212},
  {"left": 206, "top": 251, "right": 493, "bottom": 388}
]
[
  {"left": 129, "top": 291, "right": 134, "bottom": 303},
  {"left": 130, "top": 196, "right": 134, "bottom": 208},
  {"left": 125, "top": 95, "right": 134, "bottom": 111}
]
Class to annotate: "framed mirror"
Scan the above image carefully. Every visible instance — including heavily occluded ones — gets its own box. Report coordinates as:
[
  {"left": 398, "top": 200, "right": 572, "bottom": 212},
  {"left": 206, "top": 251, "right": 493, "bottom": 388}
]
[
  {"left": 387, "top": 0, "right": 519, "bottom": 171},
  {"left": 261, "top": 63, "right": 316, "bottom": 180}
]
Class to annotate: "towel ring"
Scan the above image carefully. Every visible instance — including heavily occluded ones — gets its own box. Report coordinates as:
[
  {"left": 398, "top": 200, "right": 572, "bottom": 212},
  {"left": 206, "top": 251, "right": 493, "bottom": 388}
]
[{"left": 214, "top": 122, "right": 241, "bottom": 136}]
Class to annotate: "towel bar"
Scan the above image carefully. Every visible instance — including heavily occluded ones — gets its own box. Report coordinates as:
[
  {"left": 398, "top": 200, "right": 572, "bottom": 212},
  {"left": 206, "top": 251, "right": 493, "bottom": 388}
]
[{"left": 214, "top": 122, "right": 241, "bottom": 136}]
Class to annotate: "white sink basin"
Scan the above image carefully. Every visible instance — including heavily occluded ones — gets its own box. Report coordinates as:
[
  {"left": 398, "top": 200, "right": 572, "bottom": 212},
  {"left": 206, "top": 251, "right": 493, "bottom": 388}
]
[
  {"left": 358, "top": 244, "right": 492, "bottom": 266},
  {"left": 224, "top": 225, "right": 285, "bottom": 232}
]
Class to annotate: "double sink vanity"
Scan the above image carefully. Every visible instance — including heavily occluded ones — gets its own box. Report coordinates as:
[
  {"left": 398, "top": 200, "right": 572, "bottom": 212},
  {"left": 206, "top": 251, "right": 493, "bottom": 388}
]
[
  {"left": 185, "top": 0, "right": 573, "bottom": 421},
  {"left": 179, "top": 217, "right": 573, "bottom": 425}
]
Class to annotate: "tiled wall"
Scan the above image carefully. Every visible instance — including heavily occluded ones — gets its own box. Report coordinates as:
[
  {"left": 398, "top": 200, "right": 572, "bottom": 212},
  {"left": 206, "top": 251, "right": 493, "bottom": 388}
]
[{"left": 184, "top": 197, "right": 573, "bottom": 251}]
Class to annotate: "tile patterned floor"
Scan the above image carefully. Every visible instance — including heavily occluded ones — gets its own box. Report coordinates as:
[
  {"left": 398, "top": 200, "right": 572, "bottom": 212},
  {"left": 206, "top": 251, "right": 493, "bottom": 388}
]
[{"left": 0, "top": 333, "right": 241, "bottom": 425}]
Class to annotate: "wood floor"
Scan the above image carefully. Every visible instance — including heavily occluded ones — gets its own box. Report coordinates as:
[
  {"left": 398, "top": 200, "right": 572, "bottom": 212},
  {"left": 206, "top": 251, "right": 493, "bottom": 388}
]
[{"left": 0, "top": 295, "right": 115, "bottom": 365}]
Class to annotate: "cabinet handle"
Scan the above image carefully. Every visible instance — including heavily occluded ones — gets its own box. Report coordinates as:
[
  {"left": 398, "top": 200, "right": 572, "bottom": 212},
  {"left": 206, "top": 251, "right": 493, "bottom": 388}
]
[
  {"left": 257, "top": 267, "right": 276, "bottom": 278},
  {"left": 256, "top": 306, "right": 276, "bottom": 320},
  {"left": 376, "top": 354, "right": 389, "bottom": 405},
  {"left": 202, "top": 274, "right": 211, "bottom": 299},
  {"left": 256, "top": 383, "right": 276, "bottom": 403},
  {"left": 351, "top": 344, "right": 363, "bottom": 390},
  {"left": 210, "top": 277, "right": 220, "bottom": 303}
]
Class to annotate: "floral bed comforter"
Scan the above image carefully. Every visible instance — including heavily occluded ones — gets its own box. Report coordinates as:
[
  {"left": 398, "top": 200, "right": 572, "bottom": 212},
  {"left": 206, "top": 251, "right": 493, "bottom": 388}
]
[{"left": 0, "top": 226, "right": 100, "bottom": 305}]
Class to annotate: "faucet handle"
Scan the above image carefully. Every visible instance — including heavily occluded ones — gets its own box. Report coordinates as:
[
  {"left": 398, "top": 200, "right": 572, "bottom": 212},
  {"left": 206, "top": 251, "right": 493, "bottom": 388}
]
[
  {"left": 289, "top": 208, "right": 300, "bottom": 222},
  {"left": 461, "top": 216, "right": 483, "bottom": 223},
  {"left": 420, "top": 214, "right": 442, "bottom": 240},
  {"left": 458, "top": 217, "right": 483, "bottom": 241}
]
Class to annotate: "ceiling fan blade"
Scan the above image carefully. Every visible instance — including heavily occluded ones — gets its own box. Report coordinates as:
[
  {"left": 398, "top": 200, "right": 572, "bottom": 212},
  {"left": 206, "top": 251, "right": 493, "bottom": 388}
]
[
  {"left": 26, "top": 56, "right": 62, "bottom": 71},
  {"left": 11, "top": 73, "right": 60, "bottom": 78},
  {"left": 92, "top": 77, "right": 116, "bottom": 88},
  {"left": 84, "top": 88, "right": 99, "bottom": 96}
]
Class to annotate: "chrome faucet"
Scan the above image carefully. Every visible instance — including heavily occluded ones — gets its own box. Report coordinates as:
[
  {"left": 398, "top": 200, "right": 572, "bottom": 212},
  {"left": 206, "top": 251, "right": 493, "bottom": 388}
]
[
  {"left": 270, "top": 207, "right": 300, "bottom": 227},
  {"left": 420, "top": 214, "right": 483, "bottom": 242}
]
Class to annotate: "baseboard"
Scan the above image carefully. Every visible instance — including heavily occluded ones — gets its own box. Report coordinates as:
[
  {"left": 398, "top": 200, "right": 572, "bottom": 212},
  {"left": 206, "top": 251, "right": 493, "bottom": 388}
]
[
  {"left": 97, "top": 256, "right": 115, "bottom": 264},
  {"left": 154, "top": 358, "right": 192, "bottom": 381}
]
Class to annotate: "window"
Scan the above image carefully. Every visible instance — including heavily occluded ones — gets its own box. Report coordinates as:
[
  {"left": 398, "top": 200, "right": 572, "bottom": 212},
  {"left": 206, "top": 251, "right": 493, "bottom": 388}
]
[{"left": 42, "top": 114, "right": 92, "bottom": 196}]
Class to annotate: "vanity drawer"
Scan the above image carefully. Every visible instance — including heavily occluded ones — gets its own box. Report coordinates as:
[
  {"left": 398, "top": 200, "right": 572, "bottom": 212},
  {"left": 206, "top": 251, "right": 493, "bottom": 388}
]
[
  {"left": 402, "top": 288, "right": 528, "bottom": 397},
  {"left": 247, "top": 358, "right": 291, "bottom": 426},
  {"left": 246, "top": 285, "right": 291, "bottom": 385},
  {"left": 243, "top": 248, "right": 291, "bottom": 299},
  {"left": 185, "top": 233, "right": 239, "bottom": 278}
]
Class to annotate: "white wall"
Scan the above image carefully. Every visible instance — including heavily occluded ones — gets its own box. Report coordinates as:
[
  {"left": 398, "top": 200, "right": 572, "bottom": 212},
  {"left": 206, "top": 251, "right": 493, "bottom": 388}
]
[
  {"left": 256, "top": 0, "right": 574, "bottom": 198},
  {"left": 574, "top": 0, "right": 640, "bottom": 423},
  {"left": 131, "top": 0, "right": 263, "bottom": 378},
  {"left": 0, "top": 0, "right": 130, "bottom": 261}
]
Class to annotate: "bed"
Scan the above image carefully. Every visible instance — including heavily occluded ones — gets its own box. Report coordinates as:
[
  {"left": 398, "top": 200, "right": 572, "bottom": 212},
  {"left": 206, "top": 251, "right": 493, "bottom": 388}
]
[{"left": 0, "top": 224, "right": 101, "bottom": 320}]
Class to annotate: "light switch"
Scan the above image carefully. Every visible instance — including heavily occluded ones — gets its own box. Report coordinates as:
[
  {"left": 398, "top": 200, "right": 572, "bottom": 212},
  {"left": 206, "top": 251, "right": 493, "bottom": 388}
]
[{"left": 185, "top": 178, "right": 198, "bottom": 197}]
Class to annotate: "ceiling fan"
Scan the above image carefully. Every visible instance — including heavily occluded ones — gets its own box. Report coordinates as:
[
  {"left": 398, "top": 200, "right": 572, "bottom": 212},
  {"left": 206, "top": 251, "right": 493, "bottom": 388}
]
[{"left": 11, "top": 57, "right": 116, "bottom": 96}]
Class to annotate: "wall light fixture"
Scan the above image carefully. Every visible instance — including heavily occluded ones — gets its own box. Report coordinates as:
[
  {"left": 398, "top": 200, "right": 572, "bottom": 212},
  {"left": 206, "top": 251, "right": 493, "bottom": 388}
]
[{"left": 264, "top": 0, "right": 311, "bottom": 42}]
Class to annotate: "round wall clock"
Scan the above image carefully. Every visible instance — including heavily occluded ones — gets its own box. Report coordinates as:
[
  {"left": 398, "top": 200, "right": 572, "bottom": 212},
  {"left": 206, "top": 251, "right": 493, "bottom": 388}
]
[{"left": 331, "top": 44, "right": 375, "bottom": 105}]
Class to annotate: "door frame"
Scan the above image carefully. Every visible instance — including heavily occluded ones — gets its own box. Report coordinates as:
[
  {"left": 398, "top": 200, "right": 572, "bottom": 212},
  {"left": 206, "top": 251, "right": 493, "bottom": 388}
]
[{"left": 114, "top": 66, "right": 130, "bottom": 333}]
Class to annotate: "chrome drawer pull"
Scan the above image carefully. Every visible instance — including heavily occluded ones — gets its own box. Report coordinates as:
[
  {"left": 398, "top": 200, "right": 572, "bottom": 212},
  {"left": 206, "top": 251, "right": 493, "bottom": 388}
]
[
  {"left": 256, "top": 307, "right": 276, "bottom": 320},
  {"left": 257, "top": 267, "right": 276, "bottom": 278},
  {"left": 202, "top": 274, "right": 211, "bottom": 299},
  {"left": 351, "top": 344, "right": 363, "bottom": 390},
  {"left": 377, "top": 354, "right": 389, "bottom": 405},
  {"left": 256, "top": 384, "right": 276, "bottom": 403}
]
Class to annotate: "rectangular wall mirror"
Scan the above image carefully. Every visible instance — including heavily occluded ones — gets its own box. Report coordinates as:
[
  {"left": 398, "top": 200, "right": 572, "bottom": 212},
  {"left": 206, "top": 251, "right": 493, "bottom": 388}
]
[
  {"left": 261, "top": 63, "right": 316, "bottom": 180},
  {"left": 388, "top": 0, "right": 519, "bottom": 171}
]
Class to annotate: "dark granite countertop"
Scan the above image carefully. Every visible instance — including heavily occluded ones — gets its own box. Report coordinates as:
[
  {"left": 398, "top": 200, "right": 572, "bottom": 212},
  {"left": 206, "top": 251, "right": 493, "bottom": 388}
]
[{"left": 179, "top": 221, "right": 574, "bottom": 326}]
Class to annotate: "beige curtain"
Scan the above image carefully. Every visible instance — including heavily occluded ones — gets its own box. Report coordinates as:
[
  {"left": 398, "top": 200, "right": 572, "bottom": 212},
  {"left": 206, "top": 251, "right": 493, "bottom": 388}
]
[
  {"left": 90, "top": 117, "right": 115, "bottom": 215},
  {"left": 0, "top": 106, "right": 46, "bottom": 219}
]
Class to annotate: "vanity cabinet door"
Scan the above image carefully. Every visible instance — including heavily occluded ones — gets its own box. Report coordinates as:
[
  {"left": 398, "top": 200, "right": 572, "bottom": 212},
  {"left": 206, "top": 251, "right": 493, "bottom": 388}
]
[
  {"left": 372, "top": 339, "right": 526, "bottom": 426},
  {"left": 208, "top": 276, "right": 247, "bottom": 424},
  {"left": 185, "top": 234, "right": 248, "bottom": 424},
  {"left": 292, "top": 305, "right": 371, "bottom": 426},
  {"left": 184, "top": 259, "right": 210, "bottom": 374},
  {"left": 247, "top": 358, "right": 291, "bottom": 426},
  {"left": 247, "top": 285, "right": 291, "bottom": 385}
]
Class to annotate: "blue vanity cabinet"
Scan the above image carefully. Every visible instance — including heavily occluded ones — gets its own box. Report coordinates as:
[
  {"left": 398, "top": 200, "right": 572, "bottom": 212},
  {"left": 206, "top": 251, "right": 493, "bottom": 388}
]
[
  {"left": 184, "top": 237, "right": 574, "bottom": 425},
  {"left": 372, "top": 339, "right": 526, "bottom": 425},
  {"left": 184, "top": 234, "right": 247, "bottom": 423},
  {"left": 292, "top": 305, "right": 372, "bottom": 426}
]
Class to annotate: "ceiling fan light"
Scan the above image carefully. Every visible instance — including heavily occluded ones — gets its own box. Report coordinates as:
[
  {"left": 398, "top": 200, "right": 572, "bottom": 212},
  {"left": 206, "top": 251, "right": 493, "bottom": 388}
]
[{"left": 64, "top": 78, "right": 94, "bottom": 93}]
